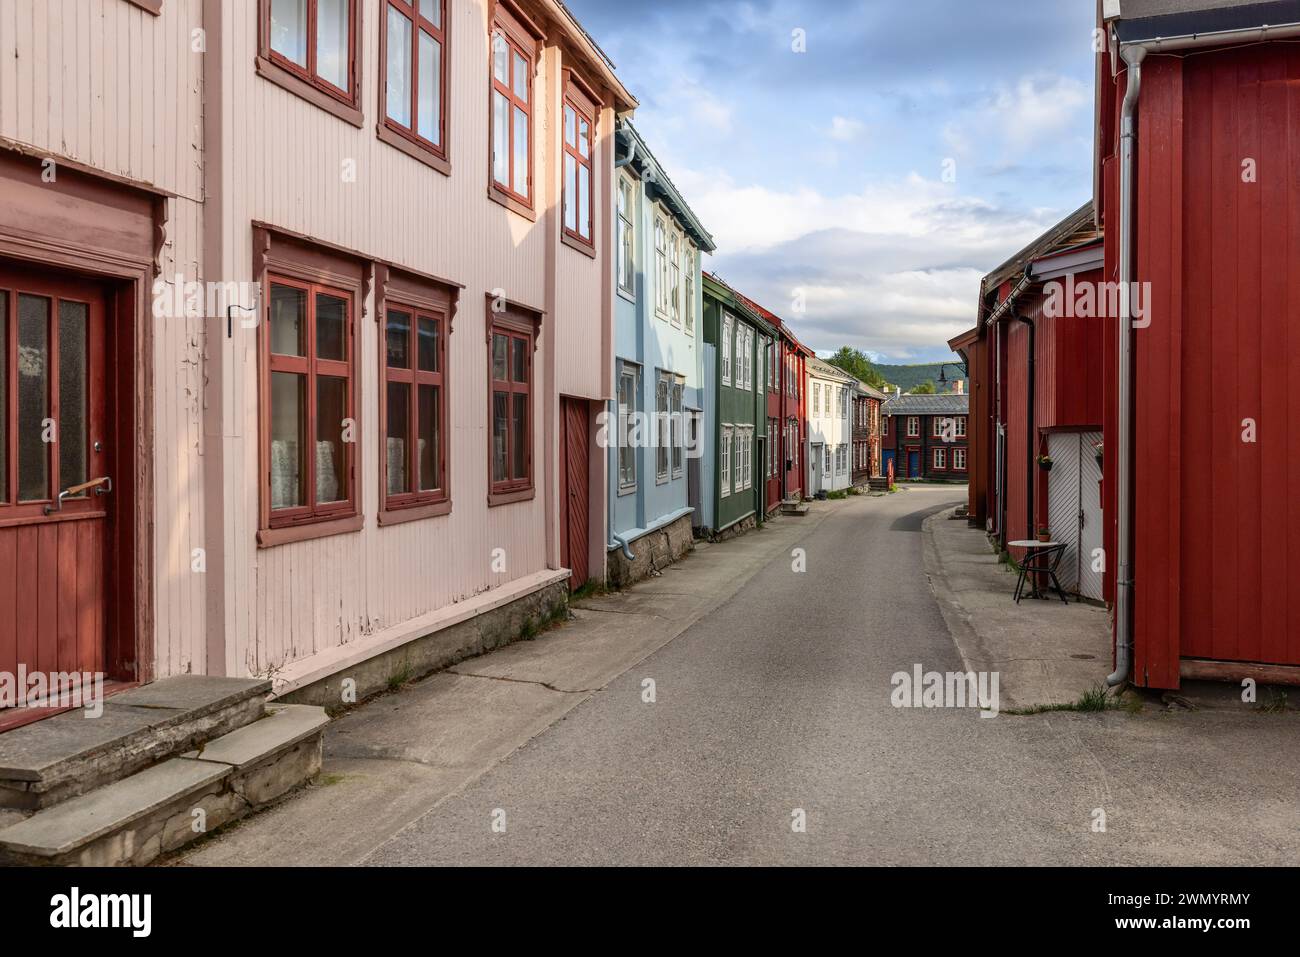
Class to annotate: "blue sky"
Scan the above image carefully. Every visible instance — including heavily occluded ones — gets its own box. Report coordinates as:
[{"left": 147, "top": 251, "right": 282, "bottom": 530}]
[{"left": 566, "top": 0, "right": 1098, "bottom": 363}]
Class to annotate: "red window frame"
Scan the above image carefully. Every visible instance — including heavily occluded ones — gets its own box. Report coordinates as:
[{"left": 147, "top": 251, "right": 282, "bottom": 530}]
[
  {"left": 379, "top": 0, "right": 450, "bottom": 171},
  {"left": 381, "top": 299, "right": 450, "bottom": 519},
  {"left": 260, "top": 0, "right": 359, "bottom": 108},
  {"left": 562, "top": 74, "right": 597, "bottom": 251},
  {"left": 262, "top": 274, "right": 358, "bottom": 532},
  {"left": 489, "top": 4, "right": 539, "bottom": 214},
  {"left": 487, "top": 303, "right": 538, "bottom": 506}
]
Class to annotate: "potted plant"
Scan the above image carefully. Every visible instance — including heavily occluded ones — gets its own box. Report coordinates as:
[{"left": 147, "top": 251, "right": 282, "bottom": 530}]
[
  {"left": 1037, "top": 525, "right": 1052, "bottom": 543},
  {"left": 1037, "top": 454, "right": 1054, "bottom": 472}
]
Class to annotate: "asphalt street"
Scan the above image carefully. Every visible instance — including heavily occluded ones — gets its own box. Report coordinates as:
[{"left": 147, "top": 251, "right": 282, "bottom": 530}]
[{"left": 361, "top": 488, "right": 1300, "bottom": 866}]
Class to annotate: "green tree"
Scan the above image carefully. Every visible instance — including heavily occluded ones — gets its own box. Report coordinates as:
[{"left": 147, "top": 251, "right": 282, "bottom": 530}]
[
  {"left": 825, "top": 347, "right": 887, "bottom": 389},
  {"left": 910, "top": 381, "right": 937, "bottom": 394}
]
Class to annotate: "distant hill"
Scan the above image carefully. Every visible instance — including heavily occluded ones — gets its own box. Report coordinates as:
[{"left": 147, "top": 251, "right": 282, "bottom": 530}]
[{"left": 874, "top": 363, "right": 954, "bottom": 393}]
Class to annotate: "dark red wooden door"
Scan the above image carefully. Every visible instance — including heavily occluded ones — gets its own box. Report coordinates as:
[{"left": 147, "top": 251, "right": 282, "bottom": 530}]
[
  {"left": 0, "top": 267, "right": 112, "bottom": 695},
  {"left": 561, "top": 398, "right": 589, "bottom": 591}
]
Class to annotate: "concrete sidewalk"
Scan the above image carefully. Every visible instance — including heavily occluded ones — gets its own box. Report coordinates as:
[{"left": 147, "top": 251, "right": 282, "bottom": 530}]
[
  {"left": 923, "top": 508, "right": 1113, "bottom": 710},
  {"left": 175, "top": 503, "right": 841, "bottom": 866}
]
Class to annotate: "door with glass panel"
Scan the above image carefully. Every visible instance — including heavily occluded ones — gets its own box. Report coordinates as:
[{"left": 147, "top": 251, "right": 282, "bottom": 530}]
[{"left": 0, "top": 269, "right": 111, "bottom": 687}]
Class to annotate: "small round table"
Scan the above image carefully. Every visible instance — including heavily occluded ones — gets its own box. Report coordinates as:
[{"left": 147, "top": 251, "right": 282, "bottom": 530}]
[{"left": 1007, "top": 540, "right": 1060, "bottom": 601}]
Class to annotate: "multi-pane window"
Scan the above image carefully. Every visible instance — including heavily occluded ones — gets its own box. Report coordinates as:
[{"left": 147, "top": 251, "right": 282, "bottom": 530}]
[
  {"left": 953, "top": 448, "right": 967, "bottom": 471},
  {"left": 824, "top": 445, "right": 832, "bottom": 473},
  {"left": 491, "top": 13, "right": 534, "bottom": 206},
  {"left": 933, "top": 448, "right": 947, "bottom": 470},
  {"left": 267, "top": 0, "right": 356, "bottom": 102},
  {"left": 956, "top": 416, "right": 967, "bottom": 437},
  {"left": 383, "top": 302, "right": 447, "bottom": 511},
  {"left": 617, "top": 177, "right": 635, "bottom": 296},
  {"left": 266, "top": 278, "right": 355, "bottom": 525},
  {"left": 489, "top": 321, "right": 533, "bottom": 498},
  {"left": 383, "top": 0, "right": 447, "bottom": 158},
  {"left": 669, "top": 233, "right": 681, "bottom": 325},
  {"left": 743, "top": 428, "right": 753, "bottom": 490},
  {"left": 654, "top": 217, "right": 668, "bottom": 316},
  {"left": 720, "top": 425, "right": 733, "bottom": 496},
  {"left": 671, "top": 376, "right": 685, "bottom": 477},
  {"left": 742, "top": 328, "right": 753, "bottom": 391},
  {"left": 907, "top": 416, "right": 920, "bottom": 437},
  {"left": 618, "top": 363, "right": 638, "bottom": 491},
  {"left": 813, "top": 382, "right": 820, "bottom": 415},
  {"left": 684, "top": 248, "right": 695, "bottom": 335},
  {"left": 563, "top": 83, "right": 595, "bottom": 246},
  {"left": 655, "top": 371, "right": 670, "bottom": 482},
  {"left": 721, "top": 314, "right": 733, "bottom": 385}
]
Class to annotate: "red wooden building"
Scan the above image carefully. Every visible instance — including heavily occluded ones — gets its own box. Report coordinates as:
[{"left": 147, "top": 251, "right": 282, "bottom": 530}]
[{"left": 960, "top": 0, "right": 1300, "bottom": 688}]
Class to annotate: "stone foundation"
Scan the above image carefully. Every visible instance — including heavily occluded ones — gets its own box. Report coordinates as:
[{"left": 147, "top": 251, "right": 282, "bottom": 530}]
[{"left": 607, "top": 513, "right": 695, "bottom": 589}]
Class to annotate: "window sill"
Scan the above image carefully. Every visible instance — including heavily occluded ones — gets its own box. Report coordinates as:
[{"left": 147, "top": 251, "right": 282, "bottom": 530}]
[
  {"left": 617, "top": 483, "right": 638, "bottom": 498},
  {"left": 378, "top": 499, "right": 453, "bottom": 526},
  {"left": 124, "top": 0, "right": 162, "bottom": 13},
  {"left": 488, "top": 485, "right": 535, "bottom": 507},
  {"left": 377, "top": 123, "right": 451, "bottom": 176},
  {"left": 562, "top": 231, "right": 597, "bottom": 259},
  {"left": 488, "top": 185, "right": 536, "bottom": 222},
  {"left": 617, "top": 287, "right": 636, "bottom": 305},
  {"left": 258, "top": 513, "right": 364, "bottom": 548},
  {"left": 256, "top": 55, "right": 363, "bottom": 127}
]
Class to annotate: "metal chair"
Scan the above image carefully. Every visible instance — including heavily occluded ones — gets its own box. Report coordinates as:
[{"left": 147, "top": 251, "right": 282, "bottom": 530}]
[{"left": 1014, "top": 543, "right": 1070, "bottom": 605}]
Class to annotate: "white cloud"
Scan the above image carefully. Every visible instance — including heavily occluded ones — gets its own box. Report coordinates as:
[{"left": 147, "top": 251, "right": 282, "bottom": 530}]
[{"left": 827, "top": 116, "right": 866, "bottom": 141}]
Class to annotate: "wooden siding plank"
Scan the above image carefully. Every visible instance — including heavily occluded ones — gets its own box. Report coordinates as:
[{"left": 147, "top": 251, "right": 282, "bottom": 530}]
[
  {"left": 0, "top": 529, "right": 16, "bottom": 681},
  {"left": 14, "top": 526, "right": 38, "bottom": 674},
  {"left": 56, "top": 520, "right": 77, "bottom": 673}
]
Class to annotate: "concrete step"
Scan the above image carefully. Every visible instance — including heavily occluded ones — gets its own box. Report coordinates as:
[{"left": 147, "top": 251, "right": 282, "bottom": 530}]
[
  {"left": 780, "top": 503, "right": 811, "bottom": 517},
  {"left": 0, "top": 676, "right": 271, "bottom": 811},
  {"left": 0, "top": 704, "right": 327, "bottom": 866}
]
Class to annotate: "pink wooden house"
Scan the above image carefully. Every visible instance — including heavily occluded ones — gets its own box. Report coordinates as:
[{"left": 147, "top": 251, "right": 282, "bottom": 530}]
[{"left": 0, "top": 0, "right": 635, "bottom": 717}]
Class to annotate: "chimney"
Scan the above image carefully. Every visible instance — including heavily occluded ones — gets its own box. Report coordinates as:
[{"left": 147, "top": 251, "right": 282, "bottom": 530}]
[
  {"left": 954, "top": 379, "right": 965, "bottom": 395},
  {"left": 895, "top": 385, "right": 902, "bottom": 398}
]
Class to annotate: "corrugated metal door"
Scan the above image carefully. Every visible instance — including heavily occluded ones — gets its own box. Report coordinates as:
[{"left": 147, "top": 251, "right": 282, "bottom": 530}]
[
  {"left": 1077, "top": 432, "right": 1104, "bottom": 600},
  {"left": 561, "top": 399, "right": 589, "bottom": 591},
  {"left": 1047, "top": 433, "right": 1081, "bottom": 594}
]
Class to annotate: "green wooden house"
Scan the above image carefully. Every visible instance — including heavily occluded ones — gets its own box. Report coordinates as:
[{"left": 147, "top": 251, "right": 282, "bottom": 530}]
[{"left": 699, "top": 273, "right": 775, "bottom": 537}]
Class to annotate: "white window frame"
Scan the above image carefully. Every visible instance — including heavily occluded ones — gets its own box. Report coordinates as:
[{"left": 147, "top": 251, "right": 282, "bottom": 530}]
[
  {"left": 684, "top": 246, "right": 695, "bottom": 336},
  {"left": 654, "top": 214, "right": 668, "bottom": 317},
  {"left": 955, "top": 416, "right": 967, "bottom": 438},
  {"left": 721, "top": 313, "right": 733, "bottom": 386},
  {"left": 656, "top": 370, "right": 671, "bottom": 483},
  {"left": 933, "top": 447, "right": 947, "bottom": 470},
  {"left": 953, "top": 448, "right": 967, "bottom": 471},
  {"left": 617, "top": 175, "right": 636, "bottom": 299},
  {"left": 721, "top": 425, "right": 733, "bottom": 496},
  {"left": 671, "top": 375, "right": 685, "bottom": 478},
  {"left": 618, "top": 361, "right": 639, "bottom": 492},
  {"left": 669, "top": 231, "right": 681, "bottom": 326},
  {"left": 907, "top": 416, "right": 920, "bottom": 438}
]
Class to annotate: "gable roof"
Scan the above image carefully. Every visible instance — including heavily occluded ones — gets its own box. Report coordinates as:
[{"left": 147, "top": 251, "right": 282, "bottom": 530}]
[
  {"left": 618, "top": 121, "right": 715, "bottom": 253},
  {"left": 806, "top": 355, "right": 855, "bottom": 383},
  {"left": 882, "top": 393, "right": 969, "bottom": 416},
  {"left": 981, "top": 202, "right": 1099, "bottom": 292}
]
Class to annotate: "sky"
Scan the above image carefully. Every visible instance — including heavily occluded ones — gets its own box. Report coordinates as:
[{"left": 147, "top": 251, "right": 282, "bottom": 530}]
[{"left": 564, "top": 0, "right": 1099, "bottom": 364}]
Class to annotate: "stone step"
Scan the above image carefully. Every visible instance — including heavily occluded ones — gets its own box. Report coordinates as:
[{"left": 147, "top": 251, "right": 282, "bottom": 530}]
[
  {"left": 0, "top": 676, "right": 271, "bottom": 811},
  {"left": 0, "top": 704, "right": 328, "bottom": 866},
  {"left": 780, "top": 503, "right": 811, "bottom": 517}
]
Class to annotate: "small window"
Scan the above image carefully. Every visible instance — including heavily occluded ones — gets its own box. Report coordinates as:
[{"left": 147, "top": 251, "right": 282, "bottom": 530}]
[
  {"left": 618, "top": 363, "right": 638, "bottom": 491},
  {"left": 721, "top": 313, "right": 733, "bottom": 386},
  {"left": 654, "top": 217, "right": 668, "bottom": 317},
  {"left": 617, "top": 177, "right": 636, "bottom": 296},
  {"left": 953, "top": 448, "right": 967, "bottom": 471},
  {"left": 488, "top": 306, "right": 538, "bottom": 504},
  {"left": 684, "top": 247, "right": 695, "bottom": 335},
  {"left": 382, "top": 301, "right": 448, "bottom": 515},
  {"left": 490, "top": 6, "right": 537, "bottom": 211},
  {"left": 813, "top": 382, "right": 820, "bottom": 415},
  {"left": 669, "top": 233, "right": 681, "bottom": 325},
  {"left": 907, "top": 416, "right": 920, "bottom": 437},
  {"left": 655, "top": 371, "right": 670, "bottom": 483},
  {"left": 671, "top": 376, "right": 685, "bottom": 477},
  {"left": 933, "top": 448, "right": 947, "bottom": 470},
  {"left": 563, "top": 78, "right": 596, "bottom": 248},
  {"left": 260, "top": 0, "right": 360, "bottom": 119},
  {"left": 381, "top": 0, "right": 448, "bottom": 166},
  {"left": 956, "top": 416, "right": 967, "bottom": 438},
  {"left": 264, "top": 276, "right": 357, "bottom": 528},
  {"left": 720, "top": 425, "right": 733, "bottom": 497}
]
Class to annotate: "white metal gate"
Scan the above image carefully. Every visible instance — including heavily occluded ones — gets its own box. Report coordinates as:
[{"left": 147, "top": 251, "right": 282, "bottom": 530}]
[{"left": 1046, "top": 431, "right": 1104, "bottom": 600}]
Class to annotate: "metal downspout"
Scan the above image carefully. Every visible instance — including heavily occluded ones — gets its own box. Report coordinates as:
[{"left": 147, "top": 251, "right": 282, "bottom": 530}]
[
  {"left": 1108, "top": 45, "right": 1145, "bottom": 688},
  {"left": 606, "top": 398, "right": 635, "bottom": 560}
]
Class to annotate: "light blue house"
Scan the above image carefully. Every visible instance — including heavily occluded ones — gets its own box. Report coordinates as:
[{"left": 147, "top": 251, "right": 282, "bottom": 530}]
[{"left": 607, "top": 121, "right": 715, "bottom": 586}]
